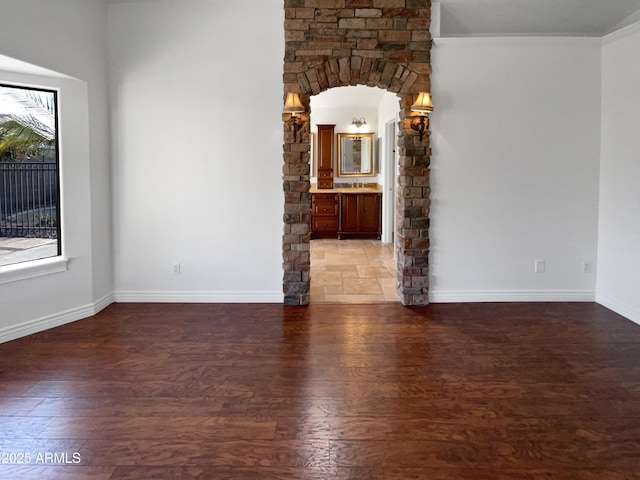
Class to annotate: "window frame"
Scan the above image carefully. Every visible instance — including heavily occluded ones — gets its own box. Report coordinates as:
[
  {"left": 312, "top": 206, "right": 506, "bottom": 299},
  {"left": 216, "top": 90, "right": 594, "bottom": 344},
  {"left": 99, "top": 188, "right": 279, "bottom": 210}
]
[{"left": 0, "top": 82, "right": 66, "bottom": 281}]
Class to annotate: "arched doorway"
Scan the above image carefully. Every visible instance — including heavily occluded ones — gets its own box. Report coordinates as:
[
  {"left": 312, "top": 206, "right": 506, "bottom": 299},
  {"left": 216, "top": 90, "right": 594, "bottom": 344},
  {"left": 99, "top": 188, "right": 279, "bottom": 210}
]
[
  {"left": 281, "top": 2, "right": 433, "bottom": 307},
  {"left": 282, "top": 59, "right": 431, "bottom": 306},
  {"left": 308, "top": 85, "right": 398, "bottom": 303}
]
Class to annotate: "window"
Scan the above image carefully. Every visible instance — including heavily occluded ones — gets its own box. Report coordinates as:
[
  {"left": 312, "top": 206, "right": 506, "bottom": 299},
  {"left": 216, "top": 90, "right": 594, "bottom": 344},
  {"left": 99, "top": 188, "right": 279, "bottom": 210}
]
[{"left": 0, "top": 84, "right": 60, "bottom": 268}]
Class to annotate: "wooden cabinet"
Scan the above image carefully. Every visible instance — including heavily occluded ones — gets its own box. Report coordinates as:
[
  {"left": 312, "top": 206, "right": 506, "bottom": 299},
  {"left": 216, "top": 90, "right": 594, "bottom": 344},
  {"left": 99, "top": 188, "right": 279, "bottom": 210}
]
[
  {"left": 311, "top": 192, "right": 339, "bottom": 239},
  {"left": 316, "top": 169, "right": 333, "bottom": 190},
  {"left": 316, "top": 124, "right": 334, "bottom": 189},
  {"left": 312, "top": 190, "right": 382, "bottom": 240},
  {"left": 339, "top": 193, "right": 382, "bottom": 239}
]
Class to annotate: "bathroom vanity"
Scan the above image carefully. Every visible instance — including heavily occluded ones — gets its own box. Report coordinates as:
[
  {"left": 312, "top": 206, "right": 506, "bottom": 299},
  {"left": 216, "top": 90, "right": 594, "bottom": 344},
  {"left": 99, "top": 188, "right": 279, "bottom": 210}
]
[
  {"left": 311, "top": 123, "right": 381, "bottom": 239},
  {"left": 311, "top": 185, "right": 382, "bottom": 240}
]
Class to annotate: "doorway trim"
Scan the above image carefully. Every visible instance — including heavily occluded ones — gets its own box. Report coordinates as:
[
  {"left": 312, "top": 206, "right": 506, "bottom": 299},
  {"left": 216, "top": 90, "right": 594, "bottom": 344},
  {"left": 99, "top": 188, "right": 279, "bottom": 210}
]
[{"left": 382, "top": 118, "right": 398, "bottom": 245}]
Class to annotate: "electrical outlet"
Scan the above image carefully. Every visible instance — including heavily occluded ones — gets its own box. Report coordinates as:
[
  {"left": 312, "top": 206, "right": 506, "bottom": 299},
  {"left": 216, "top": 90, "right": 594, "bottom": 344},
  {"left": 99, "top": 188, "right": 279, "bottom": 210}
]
[
  {"left": 535, "top": 260, "right": 545, "bottom": 273},
  {"left": 582, "top": 261, "right": 592, "bottom": 273},
  {"left": 172, "top": 263, "right": 181, "bottom": 275}
]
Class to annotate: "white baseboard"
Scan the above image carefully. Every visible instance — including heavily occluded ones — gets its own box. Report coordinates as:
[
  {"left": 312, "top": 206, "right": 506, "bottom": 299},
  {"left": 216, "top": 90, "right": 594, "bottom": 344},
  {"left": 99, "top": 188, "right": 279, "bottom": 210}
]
[
  {"left": 429, "top": 289, "right": 596, "bottom": 303},
  {"left": 93, "top": 292, "right": 115, "bottom": 312},
  {"left": 113, "top": 290, "right": 284, "bottom": 303},
  {"left": 0, "top": 292, "right": 114, "bottom": 344},
  {"left": 596, "top": 293, "right": 640, "bottom": 327},
  {"left": 2, "top": 288, "right": 611, "bottom": 345}
]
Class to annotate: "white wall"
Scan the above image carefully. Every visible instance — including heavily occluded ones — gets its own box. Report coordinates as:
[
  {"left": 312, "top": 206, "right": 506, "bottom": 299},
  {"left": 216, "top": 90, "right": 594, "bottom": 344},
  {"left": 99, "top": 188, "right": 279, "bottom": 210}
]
[
  {"left": 109, "top": 0, "right": 284, "bottom": 301},
  {"left": 310, "top": 103, "right": 379, "bottom": 183},
  {"left": 377, "top": 92, "right": 400, "bottom": 135},
  {"left": 2, "top": 1, "right": 636, "bottom": 342},
  {"left": 310, "top": 105, "right": 379, "bottom": 139},
  {"left": 597, "top": 23, "right": 640, "bottom": 324},
  {"left": 429, "top": 37, "right": 601, "bottom": 301},
  {"left": 0, "top": 0, "right": 112, "bottom": 342}
]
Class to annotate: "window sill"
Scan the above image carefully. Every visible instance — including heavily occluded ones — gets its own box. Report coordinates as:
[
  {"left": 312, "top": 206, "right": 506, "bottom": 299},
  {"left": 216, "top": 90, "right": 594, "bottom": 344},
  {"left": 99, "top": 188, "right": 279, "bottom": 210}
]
[{"left": 0, "top": 256, "right": 68, "bottom": 285}]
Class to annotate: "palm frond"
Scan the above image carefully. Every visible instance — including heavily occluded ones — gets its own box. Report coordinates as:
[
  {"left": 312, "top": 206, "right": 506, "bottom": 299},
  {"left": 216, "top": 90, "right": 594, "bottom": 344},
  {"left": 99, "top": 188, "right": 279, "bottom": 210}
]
[
  {"left": 0, "top": 86, "right": 56, "bottom": 161},
  {"left": 0, "top": 86, "right": 55, "bottom": 140}
]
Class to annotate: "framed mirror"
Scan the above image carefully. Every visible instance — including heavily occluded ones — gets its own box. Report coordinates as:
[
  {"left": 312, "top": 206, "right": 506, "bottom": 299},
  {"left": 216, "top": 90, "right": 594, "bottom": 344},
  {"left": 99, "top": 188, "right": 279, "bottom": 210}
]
[{"left": 337, "top": 132, "right": 375, "bottom": 177}]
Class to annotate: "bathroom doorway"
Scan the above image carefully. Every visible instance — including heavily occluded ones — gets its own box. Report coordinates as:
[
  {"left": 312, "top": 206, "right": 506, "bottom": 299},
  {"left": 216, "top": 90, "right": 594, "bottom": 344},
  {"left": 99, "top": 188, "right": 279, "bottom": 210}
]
[{"left": 308, "top": 86, "right": 400, "bottom": 303}]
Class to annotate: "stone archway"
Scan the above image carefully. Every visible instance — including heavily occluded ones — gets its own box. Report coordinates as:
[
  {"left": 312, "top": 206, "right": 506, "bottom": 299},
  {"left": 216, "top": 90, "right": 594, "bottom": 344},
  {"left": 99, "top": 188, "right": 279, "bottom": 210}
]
[{"left": 282, "top": 1, "right": 432, "bottom": 307}]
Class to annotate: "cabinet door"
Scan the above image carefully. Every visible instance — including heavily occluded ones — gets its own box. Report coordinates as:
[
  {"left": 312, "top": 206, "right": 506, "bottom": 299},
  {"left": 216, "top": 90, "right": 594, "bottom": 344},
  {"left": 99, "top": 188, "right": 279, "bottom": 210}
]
[
  {"left": 358, "top": 194, "right": 381, "bottom": 232},
  {"left": 317, "top": 125, "right": 334, "bottom": 170},
  {"left": 340, "top": 194, "right": 359, "bottom": 232}
]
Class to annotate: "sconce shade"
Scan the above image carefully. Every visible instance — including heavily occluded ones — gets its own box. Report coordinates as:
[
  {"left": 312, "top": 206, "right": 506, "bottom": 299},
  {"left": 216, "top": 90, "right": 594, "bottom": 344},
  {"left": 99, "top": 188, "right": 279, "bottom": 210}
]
[
  {"left": 283, "top": 93, "right": 304, "bottom": 114},
  {"left": 410, "top": 92, "right": 432, "bottom": 141},
  {"left": 351, "top": 117, "right": 367, "bottom": 128},
  {"left": 411, "top": 92, "right": 434, "bottom": 113}
]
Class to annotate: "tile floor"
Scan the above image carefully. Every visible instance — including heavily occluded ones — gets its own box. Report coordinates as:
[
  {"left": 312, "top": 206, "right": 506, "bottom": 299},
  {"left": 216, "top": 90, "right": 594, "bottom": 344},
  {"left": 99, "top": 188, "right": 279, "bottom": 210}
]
[{"left": 310, "top": 238, "right": 398, "bottom": 303}]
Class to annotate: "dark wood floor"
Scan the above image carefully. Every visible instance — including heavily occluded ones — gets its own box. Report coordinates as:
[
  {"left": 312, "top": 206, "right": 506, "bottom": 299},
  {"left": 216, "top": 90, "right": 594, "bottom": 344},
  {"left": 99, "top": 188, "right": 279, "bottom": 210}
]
[{"left": 1, "top": 302, "right": 639, "bottom": 479}]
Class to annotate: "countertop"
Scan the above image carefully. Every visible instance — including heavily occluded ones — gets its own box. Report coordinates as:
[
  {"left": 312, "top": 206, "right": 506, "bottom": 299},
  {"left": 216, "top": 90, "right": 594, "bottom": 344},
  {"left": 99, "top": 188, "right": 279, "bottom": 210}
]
[{"left": 310, "top": 184, "right": 382, "bottom": 194}]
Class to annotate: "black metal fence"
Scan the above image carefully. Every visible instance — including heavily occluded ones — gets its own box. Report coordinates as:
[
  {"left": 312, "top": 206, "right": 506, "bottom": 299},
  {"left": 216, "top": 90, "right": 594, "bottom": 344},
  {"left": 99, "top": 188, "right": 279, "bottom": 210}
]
[{"left": 0, "top": 161, "right": 59, "bottom": 238}]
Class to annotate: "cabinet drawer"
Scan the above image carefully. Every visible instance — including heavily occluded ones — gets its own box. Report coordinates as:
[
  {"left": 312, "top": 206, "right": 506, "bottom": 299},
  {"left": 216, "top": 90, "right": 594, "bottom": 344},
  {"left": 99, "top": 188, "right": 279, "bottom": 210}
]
[
  {"left": 317, "top": 179, "right": 334, "bottom": 189},
  {"left": 312, "top": 217, "right": 338, "bottom": 231},
  {"left": 317, "top": 169, "right": 333, "bottom": 179},
  {"left": 313, "top": 203, "right": 338, "bottom": 216},
  {"left": 313, "top": 193, "right": 338, "bottom": 203}
]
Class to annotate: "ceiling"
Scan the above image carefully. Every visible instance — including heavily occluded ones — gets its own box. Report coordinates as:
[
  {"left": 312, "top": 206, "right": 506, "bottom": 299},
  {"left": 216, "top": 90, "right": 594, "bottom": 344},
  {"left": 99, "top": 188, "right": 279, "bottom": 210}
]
[
  {"left": 104, "top": 0, "right": 640, "bottom": 37},
  {"left": 438, "top": 0, "right": 640, "bottom": 37}
]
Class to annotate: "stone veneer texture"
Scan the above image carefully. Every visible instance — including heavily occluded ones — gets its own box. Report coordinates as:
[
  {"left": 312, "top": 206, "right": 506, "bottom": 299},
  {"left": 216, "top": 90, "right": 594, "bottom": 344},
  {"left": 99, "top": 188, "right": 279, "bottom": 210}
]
[{"left": 282, "top": 0, "right": 432, "bottom": 306}]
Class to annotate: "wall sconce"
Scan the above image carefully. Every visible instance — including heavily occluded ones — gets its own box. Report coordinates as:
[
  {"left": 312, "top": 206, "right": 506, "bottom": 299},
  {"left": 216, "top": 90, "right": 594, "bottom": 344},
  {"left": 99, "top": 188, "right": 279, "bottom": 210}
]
[
  {"left": 410, "top": 92, "right": 434, "bottom": 141},
  {"left": 283, "top": 92, "right": 304, "bottom": 143},
  {"left": 351, "top": 117, "right": 367, "bottom": 129}
]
